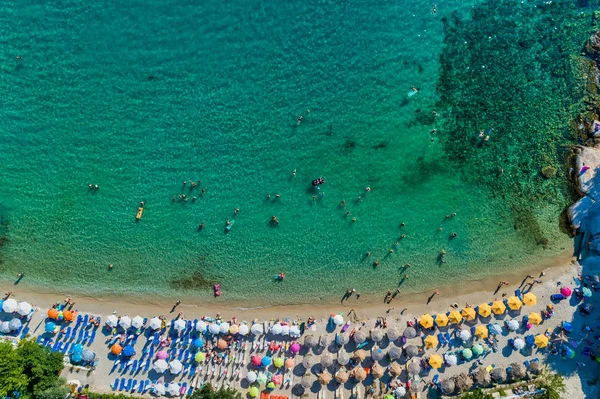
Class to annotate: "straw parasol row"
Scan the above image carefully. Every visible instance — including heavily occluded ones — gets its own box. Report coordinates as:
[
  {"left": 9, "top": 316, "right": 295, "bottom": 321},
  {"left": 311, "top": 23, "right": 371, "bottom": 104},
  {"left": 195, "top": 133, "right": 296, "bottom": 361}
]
[
  {"left": 351, "top": 367, "right": 367, "bottom": 381},
  {"left": 318, "top": 370, "right": 332, "bottom": 385},
  {"left": 370, "top": 329, "right": 384, "bottom": 342},
  {"left": 474, "top": 367, "right": 492, "bottom": 387},
  {"left": 490, "top": 367, "right": 507, "bottom": 384},
  {"left": 440, "top": 379, "right": 455, "bottom": 395},
  {"left": 371, "top": 363, "right": 385, "bottom": 379},
  {"left": 454, "top": 373, "right": 473, "bottom": 393},
  {"left": 509, "top": 362, "right": 527, "bottom": 380}
]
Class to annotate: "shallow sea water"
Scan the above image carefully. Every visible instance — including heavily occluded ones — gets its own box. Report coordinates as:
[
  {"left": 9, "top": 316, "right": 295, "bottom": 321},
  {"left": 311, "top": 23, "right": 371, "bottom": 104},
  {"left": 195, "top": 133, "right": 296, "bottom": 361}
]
[{"left": 0, "top": 0, "right": 574, "bottom": 304}]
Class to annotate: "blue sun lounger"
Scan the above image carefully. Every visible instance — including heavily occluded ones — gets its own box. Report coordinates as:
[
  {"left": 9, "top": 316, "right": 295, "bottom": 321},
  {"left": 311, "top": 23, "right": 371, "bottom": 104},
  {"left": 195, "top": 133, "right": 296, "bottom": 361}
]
[
  {"left": 188, "top": 386, "right": 194, "bottom": 396},
  {"left": 119, "top": 362, "right": 125, "bottom": 373},
  {"left": 118, "top": 378, "right": 126, "bottom": 391},
  {"left": 178, "top": 348, "right": 185, "bottom": 360},
  {"left": 112, "top": 378, "right": 119, "bottom": 391},
  {"left": 143, "top": 380, "right": 151, "bottom": 393},
  {"left": 131, "top": 380, "right": 137, "bottom": 392},
  {"left": 20, "top": 326, "right": 29, "bottom": 339},
  {"left": 76, "top": 314, "right": 82, "bottom": 326},
  {"left": 131, "top": 360, "right": 138, "bottom": 374},
  {"left": 83, "top": 314, "right": 89, "bottom": 326},
  {"left": 89, "top": 330, "right": 96, "bottom": 345},
  {"left": 144, "top": 359, "right": 151, "bottom": 372},
  {"left": 82, "top": 331, "right": 89, "bottom": 343},
  {"left": 138, "top": 380, "right": 145, "bottom": 394},
  {"left": 126, "top": 378, "right": 132, "bottom": 391},
  {"left": 77, "top": 329, "right": 84, "bottom": 343}
]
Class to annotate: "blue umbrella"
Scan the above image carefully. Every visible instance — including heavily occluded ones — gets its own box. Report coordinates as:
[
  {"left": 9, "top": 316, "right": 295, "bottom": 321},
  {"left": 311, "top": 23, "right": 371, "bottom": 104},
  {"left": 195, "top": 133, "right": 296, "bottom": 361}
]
[
  {"left": 562, "top": 321, "right": 573, "bottom": 332},
  {"left": 123, "top": 345, "right": 135, "bottom": 357},
  {"left": 262, "top": 356, "right": 272, "bottom": 367},
  {"left": 525, "top": 335, "right": 535, "bottom": 346},
  {"left": 194, "top": 338, "right": 204, "bottom": 348},
  {"left": 44, "top": 322, "right": 56, "bottom": 333},
  {"left": 72, "top": 344, "right": 84, "bottom": 354},
  {"left": 71, "top": 352, "right": 82, "bottom": 363}
]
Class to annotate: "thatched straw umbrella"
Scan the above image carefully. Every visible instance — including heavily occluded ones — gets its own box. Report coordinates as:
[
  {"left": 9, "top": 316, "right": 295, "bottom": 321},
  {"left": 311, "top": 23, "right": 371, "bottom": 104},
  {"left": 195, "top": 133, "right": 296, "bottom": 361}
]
[
  {"left": 301, "top": 375, "right": 315, "bottom": 389},
  {"left": 440, "top": 379, "right": 455, "bottom": 395},
  {"left": 474, "top": 368, "right": 491, "bottom": 387},
  {"left": 409, "top": 381, "right": 421, "bottom": 393},
  {"left": 320, "top": 335, "right": 332, "bottom": 348},
  {"left": 389, "top": 362, "right": 402, "bottom": 377},
  {"left": 304, "top": 335, "right": 318, "bottom": 348},
  {"left": 403, "top": 327, "right": 417, "bottom": 339},
  {"left": 509, "top": 362, "right": 526, "bottom": 380},
  {"left": 405, "top": 345, "right": 418, "bottom": 358},
  {"left": 352, "top": 367, "right": 367, "bottom": 382},
  {"left": 302, "top": 355, "right": 315, "bottom": 369},
  {"left": 320, "top": 354, "right": 333, "bottom": 369},
  {"left": 371, "top": 363, "right": 385, "bottom": 379},
  {"left": 387, "top": 327, "right": 400, "bottom": 342},
  {"left": 454, "top": 373, "right": 473, "bottom": 393},
  {"left": 354, "top": 349, "right": 367, "bottom": 361},
  {"left": 335, "top": 368, "right": 349, "bottom": 383},
  {"left": 490, "top": 368, "right": 507, "bottom": 384},
  {"left": 318, "top": 370, "right": 332, "bottom": 385},
  {"left": 353, "top": 331, "right": 367, "bottom": 344},
  {"left": 337, "top": 333, "right": 350, "bottom": 345},
  {"left": 337, "top": 351, "right": 350, "bottom": 366},
  {"left": 371, "top": 329, "right": 384, "bottom": 343},
  {"left": 528, "top": 359, "right": 541, "bottom": 375},
  {"left": 407, "top": 362, "right": 420, "bottom": 376},
  {"left": 389, "top": 347, "right": 403, "bottom": 360}
]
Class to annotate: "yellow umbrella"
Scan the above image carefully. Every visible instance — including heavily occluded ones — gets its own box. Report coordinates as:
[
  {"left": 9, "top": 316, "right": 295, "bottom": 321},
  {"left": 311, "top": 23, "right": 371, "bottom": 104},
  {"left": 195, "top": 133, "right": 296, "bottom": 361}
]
[
  {"left": 478, "top": 303, "right": 492, "bottom": 318},
  {"left": 449, "top": 310, "right": 462, "bottom": 324},
  {"left": 492, "top": 301, "right": 506, "bottom": 315},
  {"left": 523, "top": 292, "right": 537, "bottom": 306},
  {"left": 435, "top": 313, "right": 449, "bottom": 327},
  {"left": 507, "top": 296, "right": 522, "bottom": 311},
  {"left": 461, "top": 308, "right": 476, "bottom": 321},
  {"left": 424, "top": 335, "right": 439, "bottom": 349},
  {"left": 475, "top": 325, "right": 488, "bottom": 339},
  {"left": 534, "top": 334, "right": 548, "bottom": 348},
  {"left": 429, "top": 354, "right": 443, "bottom": 369},
  {"left": 420, "top": 314, "right": 434, "bottom": 329},
  {"left": 528, "top": 312, "right": 542, "bottom": 325}
]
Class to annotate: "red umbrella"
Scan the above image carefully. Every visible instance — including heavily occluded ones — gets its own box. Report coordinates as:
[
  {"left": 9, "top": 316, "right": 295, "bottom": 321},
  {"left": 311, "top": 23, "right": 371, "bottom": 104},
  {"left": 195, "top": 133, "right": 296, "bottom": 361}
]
[
  {"left": 290, "top": 342, "right": 301, "bottom": 353},
  {"left": 251, "top": 355, "right": 262, "bottom": 367},
  {"left": 561, "top": 287, "right": 572, "bottom": 297},
  {"left": 272, "top": 375, "right": 283, "bottom": 385}
]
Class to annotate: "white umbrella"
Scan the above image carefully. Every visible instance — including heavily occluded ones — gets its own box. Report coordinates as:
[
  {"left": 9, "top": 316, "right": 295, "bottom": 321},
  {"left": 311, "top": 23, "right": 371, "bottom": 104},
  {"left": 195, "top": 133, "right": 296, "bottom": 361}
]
[
  {"left": 445, "top": 354, "right": 458, "bottom": 366},
  {"left": 395, "top": 387, "right": 406, "bottom": 397},
  {"left": 2, "top": 298, "right": 17, "bottom": 313},
  {"left": 149, "top": 317, "right": 162, "bottom": 330},
  {"left": 333, "top": 315, "right": 344, "bottom": 325},
  {"left": 167, "top": 383, "right": 180, "bottom": 396},
  {"left": 289, "top": 326, "right": 301, "bottom": 338},
  {"left": 169, "top": 359, "right": 183, "bottom": 374},
  {"left": 219, "top": 322, "right": 230, "bottom": 334},
  {"left": 209, "top": 323, "right": 220, "bottom": 335},
  {"left": 513, "top": 338, "right": 525, "bottom": 350},
  {"left": 196, "top": 320, "right": 207, "bottom": 332},
  {"left": 246, "top": 371, "right": 257, "bottom": 383},
  {"left": 132, "top": 315, "right": 145, "bottom": 329},
  {"left": 16, "top": 302, "right": 32, "bottom": 316},
  {"left": 174, "top": 319, "right": 186, "bottom": 332},
  {"left": 0, "top": 321, "right": 9, "bottom": 333},
  {"left": 459, "top": 329, "right": 471, "bottom": 341},
  {"left": 281, "top": 325, "right": 290, "bottom": 336},
  {"left": 154, "top": 383, "right": 166, "bottom": 396},
  {"left": 239, "top": 324, "right": 249, "bottom": 336},
  {"left": 153, "top": 359, "right": 168, "bottom": 373},
  {"left": 9, "top": 318, "right": 22, "bottom": 331},
  {"left": 271, "top": 323, "right": 283, "bottom": 335},
  {"left": 106, "top": 315, "right": 119, "bottom": 328},
  {"left": 507, "top": 319, "right": 519, "bottom": 331},
  {"left": 119, "top": 316, "right": 132, "bottom": 329},
  {"left": 251, "top": 323, "right": 263, "bottom": 335}
]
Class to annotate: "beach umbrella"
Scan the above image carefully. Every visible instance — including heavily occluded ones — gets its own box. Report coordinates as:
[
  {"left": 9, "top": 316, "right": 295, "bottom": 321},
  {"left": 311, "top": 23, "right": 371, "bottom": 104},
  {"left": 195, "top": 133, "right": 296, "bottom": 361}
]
[
  {"left": 273, "top": 357, "right": 284, "bottom": 368},
  {"left": 301, "top": 374, "right": 315, "bottom": 389},
  {"left": 513, "top": 338, "right": 525, "bottom": 350},
  {"left": 256, "top": 373, "right": 268, "bottom": 385},
  {"left": 535, "top": 334, "right": 548, "bottom": 348},
  {"left": 174, "top": 319, "right": 186, "bottom": 332},
  {"left": 285, "top": 358, "right": 294, "bottom": 369},
  {"left": 475, "top": 325, "right": 488, "bottom": 339},
  {"left": 408, "top": 362, "right": 421, "bottom": 376},
  {"left": 238, "top": 324, "right": 249, "bottom": 336},
  {"left": 72, "top": 343, "right": 84, "bottom": 354},
  {"left": 528, "top": 312, "right": 542, "bottom": 325},
  {"left": 106, "top": 315, "right": 118, "bottom": 328},
  {"left": 278, "top": 324, "right": 287, "bottom": 335},
  {"left": 583, "top": 287, "right": 593, "bottom": 298},
  {"left": 193, "top": 338, "right": 204, "bottom": 348},
  {"left": 302, "top": 354, "right": 315, "bottom": 369},
  {"left": 16, "top": 302, "right": 32, "bottom": 316},
  {"left": 389, "top": 346, "right": 403, "bottom": 360},
  {"left": 371, "top": 363, "right": 385, "bottom": 379},
  {"left": 353, "top": 330, "right": 366, "bottom": 344},
  {"left": 561, "top": 287, "right": 572, "bottom": 297},
  {"left": 167, "top": 383, "right": 180, "bottom": 396},
  {"left": 218, "top": 322, "right": 229, "bottom": 334},
  {"left": 246, "top": 371, "right": 257, "bottom": 383},
  {"left": 150, "top": 317, "right": 162, "bottom": 330},
  {"left": 387, "top": 327, "right": 400, "bottom": 341},
  {"left": 217, "top": 339, "right": 228, "bottom": 350},
  {"left": 195, "top": 320, "right": 207, "bottom": 332},
  {"left": 507, "top": 319, "right": 519, "bottom": 331},
  {"left": 2, "top": 298, "right": 17, "bottom": 313},
  {"left": 440, "top": 379, "right": 455, "bottom": 395},
  {"left": 472, "top": 344, "right": 484, "bottom": 356},
  {"left": 419, "top": 314, "right": 434, "bottom": 329},
  {"left": 523, "top": 292, "right": 537, "bottom": 306},
  {"left": 289, "top": 326, "right": 301, "bottom": 338},
  {"left": 262, "top": 356, "right": 272, "bottom": 367},
  {"left": 454, "top": 373, "right": 473, "bottom": 393},
  {"left": 462, "top": 348, "right": 472, "bottom": 360},
  {"left": 509, "top": 362, "right": 526, "bottom": 380},
  {"left": 492, "top": 301, "right": 506, "bottom": 315},
  {"left": 154, "top": 383, "right": 166, "bottom": 396},
  {"left": 474, "top": 368, "right": 491, "bottom": 387},
  {"left": 403, "top": 327, "right": 417, "bottom": 339},
  {"left": 122, "top": 345, "right": 135, "bottom": 357},
  {"left": 352, "top": 367, "right": 367, "bottom": 381},
  {"left": 424, "top": 335, "right": 438, "bottom": 349},
  {"left": 132, "top": 315, "right": 144, "bottom": 329},
  {"left": 336, "top": 333, "right": 350, "bottom": 345},
  {"left": 153, "top": 359, "right": 168, "bottom": 373},
  {"left": 8, "top": 318, "right": 21, "bottom": 331},
  {"left": 528, "top": 359, "right": 541, "bottom": 375},
  {"left": 335, "top": 368, "right": 349, "bottom": 383},
  {"left": 449, "top": 310, "right": 462, "bottom": 324},
  {"left": 45, "top": 322, "right": 56, "bottom": 333},
  {"left": 320, "top": 354, "right": 333, "bottom": 368},
  {"left": 119, "top": 316, "right": 132, "bottom": 329},
  {"left": 436, "top": 313, "right": 449, "bottom": 327},
  {"left": 304, "top": 334, "right": 318, "bottom": 347},
  {"left": 318, "top": 370, "right": 332, "bottom": 385},
  {"left": 266, "top": 381, "right": 276, "bottom": 391},
  {"left": 81, "top": 349, "right": 95, "bottom": 362},
  {"left": 71, "top": 352, "right": 82, "bottom": 363},
  {"left": 562, "top": 321, "right": 573, "bottom": 332},
  {"left": 63, "top": 310, "right": 75, "bottom": 322},
  {"left": 111, "top": 343, "right": 123, "bottom": 355},
  {"left": 478, "top": 303, "right": 492, "bottom": 318},
  {"left": 394, "top": 387, "right": 406, "bottom": 397},
  {"left": 354, "top": 349, "right": 367, "bottom": 361},
  {"left": 251, "top": 356, "right": 262, "bottom": 367},
  {"left": 337, "top": 351, "right": 350, "bottom": 365},
  {"left": 209, "top": 323, "right": 221, "bottom": 335},
  {"left": 429, "top": 354, "right": 443, "bottom": 369},
  {"left": 194, "top": 352, "right": 206, "bottom": 362},
  {"left": 371, "top": 329, "right": 384, "bottom": 342},
  {"left": 489, "top": 323, "right": 502, "bottom": 335},
  {"left": 47, "top": 308, "right": 59, "bottom": 320},
  {"left": 248, "top": 387, "right": 259, "bottom": 398},
  {"left": 169, "top": 359, "right": 183, "bottom": 374},
  {"left": 445, "top": 354, "right": 458, "bottom": 366},
  {"left": 320, "top": 335, "right": 332, "bottom": 348},
  {"left": 157, "top": 350, "right": 168, "bottom": 360},
  {"left": 507, "top": 297, "right": 522, "bottom": 311},
  {"left": 372, "top": 348, "right": 385, "bottom": 361},
  {"left": 461, "top": 307, "right": 476, "bottom": 321},
  {"left": 405, "top": 344, "right": 418, "bottom": 358},
  {"left": 290, "top": 342, "right": 301, "bottom": 353},
  {"left": 389, "top": 362, "right": 402, "bottom": 377},
  {"left": 333, "top": 314, "right": 344, "bottom": 325},
  {"left": 459, "top": 329, "right": 471, "bottom": 341},
  {"left": 0, "top": 321, "right": 10, "bottom": 333},
  {"left": 270, "top": 323, "right": 283, "bottom": 335}
]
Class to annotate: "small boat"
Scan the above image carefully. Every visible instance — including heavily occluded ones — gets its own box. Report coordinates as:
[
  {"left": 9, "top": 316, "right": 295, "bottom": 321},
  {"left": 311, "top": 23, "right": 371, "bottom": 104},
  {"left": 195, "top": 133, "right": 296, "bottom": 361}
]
[
  {"left": 311, "top": 177, "right": 325, "bottom": 187},
  {"left": 213, "top": 284, "right": 221, "bottom": 297},
  {"left": 136, "top": 202, "right": 144, "bottom": 220}
]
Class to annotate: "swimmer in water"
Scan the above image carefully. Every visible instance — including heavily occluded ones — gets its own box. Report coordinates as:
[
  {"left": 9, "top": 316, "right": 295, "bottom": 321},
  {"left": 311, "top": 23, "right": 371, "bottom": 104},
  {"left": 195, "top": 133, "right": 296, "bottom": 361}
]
[
  {"left": 198, "top": 222, "right": 204, "bottom": 230},
  {"left": 271, "top": 216, "right": 279, "bottom": 224},
  {"left": 432, "top": 4, "right": 437, "bottom": 14},
  {"left": 292, "top": 169, "right": 296, "bottom": 177},
  {"left": 297, "top": 115, "right": 303, "bottom": 125}
]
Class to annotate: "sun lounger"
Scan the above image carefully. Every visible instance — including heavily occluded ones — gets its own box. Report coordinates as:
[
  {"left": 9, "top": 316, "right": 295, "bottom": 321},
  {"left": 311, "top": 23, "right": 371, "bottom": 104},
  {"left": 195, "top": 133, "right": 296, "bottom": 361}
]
[
  {"left": 138, "top": 380, "right": 145, "bottom": 393},
  {"left": 131, "top": 380, "right": 137, "bottom": 392},
  {"left": 83, "top": 331, "right": 89, "bottom": 343},
  {"left": 144, "top": 359, "right": 151, "bottom": 372},
  {"left": 89, "top": 330, "right": 96, "bottom": 345},
  {"left": 188, "top": 386, "right": 194, "bottom": 396},
  {"left": 131, "top": 360, "right": 138, "bottom": 374},
  {"left": 178, "top": 348, "right": 185, "bottom": 361},
  {"left": 515, "top": 289, "right": 523, "bottom": 300},
  {"left": 76, "top": 314, "right": 83, "bottom": 326},
  {"left": 77, "top": 329, "right": 84, "bottom": 343},
  {"left": 432, "top": 374, "right": 439, "bottom": 384},
  {"left": 119, "top": 362, "right": 125, "bottom": 373},
  {"left": 438, "top": 333, "right": 445, "bottom": 346},
  {"left": 119, "top": 378, "right": 126, "bottom": 391},
  {"left": 20, "top": 326, "right": 29, "bottom": 339},
  {"left": 524, "top": 360, "right": 530, "bottom": 368},
  {"left": 112, "top": 378, "right": 119, "bottom": 390},
  {"left": 83, "top": 314, "right": 89, "bottom": 326},
  {"left": 144, "top": 380, "right": 151, "bottom": 393},
  {"left": 126, "top": 378, "right": 132, "bottom": 391}
]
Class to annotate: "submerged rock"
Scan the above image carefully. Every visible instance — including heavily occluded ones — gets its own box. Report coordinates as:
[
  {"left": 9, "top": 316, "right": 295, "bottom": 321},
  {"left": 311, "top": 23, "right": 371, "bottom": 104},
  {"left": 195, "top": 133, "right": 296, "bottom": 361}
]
[{"left": 586, "top": 31, "right": 600, "bottom": 57}]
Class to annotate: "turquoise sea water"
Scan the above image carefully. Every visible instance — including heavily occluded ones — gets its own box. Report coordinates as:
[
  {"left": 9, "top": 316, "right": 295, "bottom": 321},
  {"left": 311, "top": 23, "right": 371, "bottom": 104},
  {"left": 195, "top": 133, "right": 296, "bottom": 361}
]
[{"left": 0, "top": 0, "right": 580, "bottom": 305}]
